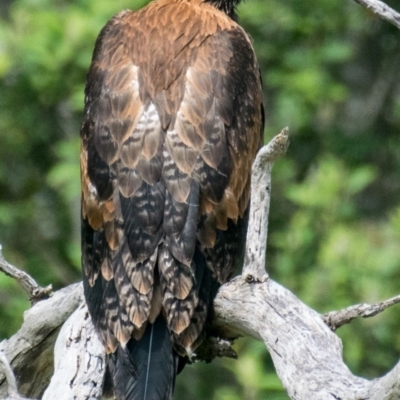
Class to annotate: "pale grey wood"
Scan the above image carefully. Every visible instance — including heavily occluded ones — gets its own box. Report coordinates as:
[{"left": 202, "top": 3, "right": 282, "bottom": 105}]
[
  {"left": 0, "top": 352, "right": 33, "bottom": 400},
  {"left": 2, "top": 278, "right": 399, "bottom": 400},
  {"left": 353, "top": 0, "right": 400, "bottom": 29},
  {"left": 367, "top": 361, "right": 400, "bottom": 400},
  {"left": 1, "top": 122, "right": 400, "bottom": 399},
  {"left": 323, "top": 294, "right": 400, "bottom": 330},
  {"left": 43, "top": 303, "right": 106, "bottom": 400},
  {"left": 242, "top": 128, "right": 289, "bottom": 283},
  {"left": 0, "top": 353, "right": 18, "bottom": 398},
  {"left": 0, "top": 283, "right": 83, "bottom": 399},
  {"left": 213, "top": 277, "right": 400, "bottom": 400},
  {"left": 0, "top": 245, "right": 52, "bottom": 304}
]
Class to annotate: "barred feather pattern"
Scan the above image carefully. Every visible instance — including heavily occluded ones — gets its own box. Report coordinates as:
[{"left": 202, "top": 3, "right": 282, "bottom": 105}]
[{"left": 81, "top": 0, "right": 264, "bottom": 398}]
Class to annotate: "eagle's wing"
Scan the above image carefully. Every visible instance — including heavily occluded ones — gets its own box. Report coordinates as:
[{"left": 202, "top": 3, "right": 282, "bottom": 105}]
[{"left": 81, "top": 2, "right": 263, "bottom": 398}]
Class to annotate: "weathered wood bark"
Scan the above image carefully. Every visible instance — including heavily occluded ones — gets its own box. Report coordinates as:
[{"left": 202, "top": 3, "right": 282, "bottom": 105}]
[
  {"left": 1, "top": 129, "right": 400, "bottom": 400},
  {"left": 214, "top": 278, "right": 400, "bottom": 400},
  {"left": 42, "top": 303, "right": 106, "bottom": 400},
  {"left": 1, "top": 2, "right": 400, "bottom": 398},
  {"left": 0, "top": 245, "right": 52, "bottom": 305},
  {"left": 352, "top": 0, "right": 400, "bottom": 29},
  {"left": 0, "top": 283, "right": 83, "bottom": 399},
  {"left": 242, "top": 129, "right": 288, "bottom": 283},
  {"left": 2, "top": 278, "right": 400, "bottom": 399}
]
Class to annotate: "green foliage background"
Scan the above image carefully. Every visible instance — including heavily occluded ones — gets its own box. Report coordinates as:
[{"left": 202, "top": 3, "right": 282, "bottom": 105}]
[{"left": 0, "top": 0, "right": 399, "bottom": 398}]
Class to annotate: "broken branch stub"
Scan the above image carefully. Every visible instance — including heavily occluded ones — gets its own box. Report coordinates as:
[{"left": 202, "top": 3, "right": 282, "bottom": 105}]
[{"left": 242, "top": 128, "right": 289, "bottom": 283}]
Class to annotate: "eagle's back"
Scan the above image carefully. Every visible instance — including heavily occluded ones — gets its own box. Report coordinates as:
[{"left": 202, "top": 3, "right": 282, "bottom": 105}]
[{"left": 81, "top": 1, "right": 264, "bottom": 398}]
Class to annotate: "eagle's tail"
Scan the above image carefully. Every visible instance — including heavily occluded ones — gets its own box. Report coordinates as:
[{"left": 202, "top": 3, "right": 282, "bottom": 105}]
[{"left": 107, "top": 315, "right": 178, "bottom": 400}]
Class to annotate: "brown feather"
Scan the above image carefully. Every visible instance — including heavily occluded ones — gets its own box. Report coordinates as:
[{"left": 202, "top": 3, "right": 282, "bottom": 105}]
[
  {"left": 113, "top": 243, "right": 152, "bottom": 329},
  {"left": 135, "top": 151, "right": 163, "bottom": 185},
  {"left": 101, "top": 257, "right": 114, "bottom": 281},
  {"left": 116, "top": 163, "right": 142, "bottom": 198},
  {"left": 81, "top": 0, "right": 264, "bottom": 359},
  {"left": 174, "top": 296, "right": 208, "bottom": 353},
  {"left": 162, "top": 150, "right": 192, "bottom": 203},
  {"left": 162, "top": 289, "right": 198, "bottom": 335},
  {"left": 127, "top": 247, "right": 157, "bottom": 295},
  {"left": 105, "top": 221, "right": 123, "bottom": 251},
  {"left": 165, "top": 129, "right": 198, "bottom": 175},
  {"left": 158, "top": 244, "right": 194, "bottom": 300},
  {"left": 175, "top": 111, "right": 203, "bottom": 151}
]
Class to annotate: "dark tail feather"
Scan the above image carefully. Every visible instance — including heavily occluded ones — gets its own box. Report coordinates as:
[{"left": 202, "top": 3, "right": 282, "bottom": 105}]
[{"left": 107, "top": 315, "right": 178, "bottom": 400}]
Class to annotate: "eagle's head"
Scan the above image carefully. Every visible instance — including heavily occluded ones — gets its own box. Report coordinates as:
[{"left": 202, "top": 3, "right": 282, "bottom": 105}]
[{"left": 205, "top": 0, "right": 241, "bottom": 19}]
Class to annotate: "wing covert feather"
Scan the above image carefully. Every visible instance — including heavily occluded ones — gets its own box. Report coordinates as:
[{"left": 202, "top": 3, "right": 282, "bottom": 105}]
[{"left": 81, "top": 3, "right": 264, "bottom": 355}]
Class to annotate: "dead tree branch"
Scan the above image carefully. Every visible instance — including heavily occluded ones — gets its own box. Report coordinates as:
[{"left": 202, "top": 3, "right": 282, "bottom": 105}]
[
  {"left": 1, "top": 131, "right": 400, "bottom": 399},
  {"left": 0, "top": 353, "right": 18, "bottom": 399},
  {"left": 352, "top": 0, "right": 400, "bottom": 29},
  {"left": 0, "top": 352, "right": 33, "bottom": 400},
  {"left": 213, "top": 278, "right": 400, "bottom": 399},
  {"left": 2, "top": 277, "right": 400, "bottom": 399},
  {"left": 42, "top": 303, "right": 106, "bottom": 400},
  {"left": 242, "top": 128, "right": 289, "bottom": 283},
  {"left": 0, "top": 283, "right": 83, "bottom": 399},
  {"left": 323, "top": 294, "right": 400, "bottom": 331},
  {"left": 0, "top": 246, "right": 52, "bottom": 305}
]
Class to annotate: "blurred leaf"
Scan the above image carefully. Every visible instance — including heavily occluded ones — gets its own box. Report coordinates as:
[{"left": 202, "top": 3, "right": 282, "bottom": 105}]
[
  {"left": 47, "top": 137, "right": 80, "bottom": 201},
  {"left": 1, "top": 0, "right": 400, "bottom": 397}
]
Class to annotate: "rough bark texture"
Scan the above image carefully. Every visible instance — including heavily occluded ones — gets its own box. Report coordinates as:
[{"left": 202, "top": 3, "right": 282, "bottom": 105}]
[
  {"left": 0, "top": 283, "right": 83, "bottom": 399},
  {"left": 42, "top": 303, "right": 106, "bottom": 400},
  {"left": 2, "top": 278, "right": 400, "bottom": 400},
  {"left": 2, "top": 131, "right": 400, "bottom": 399},
  {"left": 214, "top": 277, "right": 400, "bottom": 400},
  {"left": 242, "top": 128, "right": 288, "bottom": 283},
  {"left": 0, "top": 246, "right": 52, "bottom": 305},
  {"left": 1, "top": 277, "right": 400, "bottom": 400},
  {"left": 1, "top": 5, "right": 400, "bottom": 397},
  {"left": 323, "top": 294, "right": 400, "bottom": 331},
  {"left": 353, "top": 0, "right": 400, "bottom": 29}
]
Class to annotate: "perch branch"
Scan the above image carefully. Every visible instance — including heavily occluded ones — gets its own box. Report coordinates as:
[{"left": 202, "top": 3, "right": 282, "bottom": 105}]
[
  {"left": 214, "top": 126, "right": 400, "bottom": 398},
  {"left": 323, "top": 294, "right": 400, "bottom": 331},
  {"left": 353, "top": 0, "right": 400, "bottom": 29},
  {"left": 242, "top": 128, "right": 289, "bottom": 283},
  {"left": 213, "top": 278, "right": 400, "bottom": 399},
  {"left": 0, "top": 245, "right": 52, "bottom": 304},
  {"left": 42, "top": 303, "right": 106, "bottom": 400},
  {"left": 2, "top": 126, "right": 400, "bottom": 399},
  {"left": 27, "top": 130, "right": 291, "bottom": 396},
  {"left": 0, "top": 283, "right": 83, "bottom": 399},
  {"left": 0, "top": 352, "right": 33, "bottom": 399},
  {"left": 0, "top": 352, "right": 17, "bottom": 397},
  {"left": 4, "top": 280, "right": 400, "bottom": 400}
]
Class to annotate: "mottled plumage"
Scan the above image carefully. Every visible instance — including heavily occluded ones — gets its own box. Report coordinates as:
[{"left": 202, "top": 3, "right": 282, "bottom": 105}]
[{"left": 81, "top": 0, "right": 264, "bottom": 398}]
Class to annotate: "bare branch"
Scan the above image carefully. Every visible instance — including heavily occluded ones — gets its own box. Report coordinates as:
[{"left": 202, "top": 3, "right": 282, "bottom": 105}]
[
  {"left": 353, "top": 0, "right": 400, "bottom": 30},
  {"left": 3, "top": 279, "right": 399, "bottom": 400},
  {"left": 242, "top": 128, "right": 289, "bottom": 283},
  {"left": 41, "top": 304, "right": 239, "bottom": 398},
  {"left": 0, "top": 352, "right": 17, "bottom": 397},
  {"left": 323, "top": 294, "right": 400, "bottom": 330},
  {"left": 213, "top": 126, "right": 400, "bottom": 398},
  {"left": 0, "top": 283, "right": 83, "bottom": 399},
  {"left": 0, "top": 352, "right": 33, "bottom": 400},
  {"left": 213, "top": 278, "right": 400, "bottom": 399},
  {"left": 0, "top": 245, "right": 52, "bottom": 305},
  {"left": 42, "top": 303, "right": 106, "bottom": 400},
  {"left": 1, "top": 126, "right": 399, "bottom": 399}
]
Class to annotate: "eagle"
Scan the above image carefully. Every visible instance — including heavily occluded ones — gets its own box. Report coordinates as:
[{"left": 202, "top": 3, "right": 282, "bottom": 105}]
[{"left": 80, "top": 0, "right": 264, "bottom": 398}]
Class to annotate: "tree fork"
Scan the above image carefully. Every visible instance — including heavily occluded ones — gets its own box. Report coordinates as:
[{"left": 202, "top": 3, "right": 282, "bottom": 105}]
[{"left": 1, "top": 1, "right": 400, "bottom": 397}]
